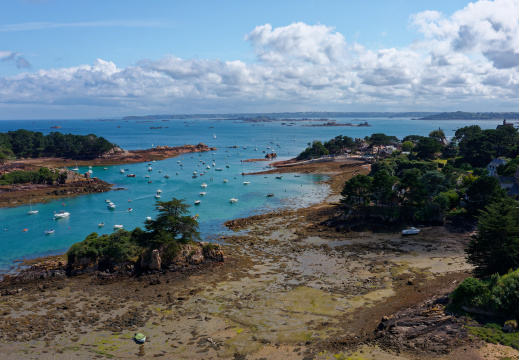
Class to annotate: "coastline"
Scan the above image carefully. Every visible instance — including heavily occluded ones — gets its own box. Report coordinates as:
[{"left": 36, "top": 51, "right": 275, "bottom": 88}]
[
  {"left": 0, "top": 158, "right": 501, "bottom": 359},
  {"left": 0, "top": 143, "right": 216, "bottom": 208}
]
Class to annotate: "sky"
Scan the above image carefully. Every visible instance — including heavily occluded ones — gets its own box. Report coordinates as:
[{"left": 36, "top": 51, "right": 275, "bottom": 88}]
[{"left": 1, "top": 0, "right": 518, "bottom": 119}]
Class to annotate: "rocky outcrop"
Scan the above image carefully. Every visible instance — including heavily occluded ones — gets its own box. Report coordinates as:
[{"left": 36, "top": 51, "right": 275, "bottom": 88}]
[
  {"left": 265, "top": 152, "right": 277, "bottom": 159},
  {"left": 141, "top": 249, "right": 161, "bottom": 270},
  {"left": 374, "top": 295, "right": 471, "bottom": 355}
]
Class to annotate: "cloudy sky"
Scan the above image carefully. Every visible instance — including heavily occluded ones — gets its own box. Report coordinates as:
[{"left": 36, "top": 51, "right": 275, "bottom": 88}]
[{"left": 1, "top": 0, "right": 518, "bottom": 119}]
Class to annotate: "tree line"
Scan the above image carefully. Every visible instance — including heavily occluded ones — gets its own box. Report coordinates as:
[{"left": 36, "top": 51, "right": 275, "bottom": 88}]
[{"left": 0, "top": 129, "right": 114, "bottom": 163}]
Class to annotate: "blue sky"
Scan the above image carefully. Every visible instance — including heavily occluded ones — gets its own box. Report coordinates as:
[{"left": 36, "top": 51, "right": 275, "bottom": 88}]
[{"left": 1, "top": 0, "right": 518, "bottom": 119}]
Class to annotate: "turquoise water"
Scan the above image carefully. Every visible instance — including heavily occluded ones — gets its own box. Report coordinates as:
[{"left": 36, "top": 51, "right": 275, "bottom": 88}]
[{"left": 0, "top": 117, "right": 504, "bottom": 270}]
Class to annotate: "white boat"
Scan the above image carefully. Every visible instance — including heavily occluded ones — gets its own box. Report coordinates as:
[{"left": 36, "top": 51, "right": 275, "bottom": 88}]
[
  {"left": 54, "top": 210, "right": 70, "bottom": 219},
  {"left": 45, "top": 229, "right": 54, "bottom": 235},
  {"left": 113, "top": 224, "right": 123, "bottom": 229},
  {"left": 28, "top": 197, "right": 38, "bottom": 215},
  {"left": 199, "top": 192, "right": 206, "bottom": 196},
  {"left": 223, "top": 179, "right": 228, "bottom": 183},
  {"left": 103, "top": 167, "right": 108, "bottom": 170},
  {"left": 105, "top": 199, "right": 111, "bottom": 203},
  {"left": 215, "top": 168, "right": 223, "bottom": 171},
  {"left": 72, "top": 161, "right": 79, "bottom": 171},
  {"left": 146, "top": 217, "right": 152, "bottom": 221},
  {"left": 402, "top": 227, "right": 420, "bottom": 235},
  {"left": 156, "top": 189, "right": 162, "bottom": 194},
  {"left": 113, "top": 212, "right": 122, "bottom": 229},
  {"left": 214, "top": 133, "right": 217, "bottom": 139},
  {"left": 120, "top": 169, "right": 125, "bottom": 174},
  {"left": 194, "top": 200, "right": 201, "bottom": 205},
  {"left": 243, "top": 181, "right": 250, "bottom": 185},
  {"left": 108, "top": 203, "right": 116, "bottom": 209},
  {"left": 229, "top": 198, "right": 238, "bottom": 203},
  {"left": 206, "top": 165, "right": 211, "bottom": 169},
  {"left": 89, "top": 166, "right": 92, "bottom": 169},
  {"left": 155, "top": 194, "right": 161, "bottom": 199},
  {"left": 98, "top": 223, "right": 105, "bottom": 227},
  {"left": 148, "top": 167, "right": 152, "bottom": 171},
  {"left": 201, "top": 183, "right": 207, "bottom": 188}
]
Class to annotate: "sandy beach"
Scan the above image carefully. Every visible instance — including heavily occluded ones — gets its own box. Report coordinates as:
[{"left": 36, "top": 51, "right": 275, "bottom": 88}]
[{"left": 0, "top": 158, "right": 516, "bottom": 359}]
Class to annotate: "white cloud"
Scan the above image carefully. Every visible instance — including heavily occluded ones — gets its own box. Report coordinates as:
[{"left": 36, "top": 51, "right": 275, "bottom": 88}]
[
  {"left": 3, "top": 1, "right": 519, "bottom": 118},
  {"left": 0, "top": 51, "right": 31, "bottom": 69}
]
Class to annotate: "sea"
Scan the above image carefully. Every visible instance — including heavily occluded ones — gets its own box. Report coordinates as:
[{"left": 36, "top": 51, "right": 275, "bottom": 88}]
[{"left": 0, "top": 117, "right": 504, "bottom": 271}]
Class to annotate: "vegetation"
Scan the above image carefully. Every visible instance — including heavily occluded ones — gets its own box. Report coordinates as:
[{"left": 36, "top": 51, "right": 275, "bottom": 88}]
[
  {"left": 466, "top": 323, "right": 519, "bottom": 350},
  {"left": 466, "top": 198, "right": 519, "bottom": 278},
  {"left": 451, "top": 269, "right": 519, "bottom": 320},
  {"left": 0, "top": 167, "right": 67, "bottom": 185},
  {"left": 67, "top": 198, "right": 201, "bottom": 267},
  {"left": 0, "top": 129, "right": 114, "bottom": 161}
]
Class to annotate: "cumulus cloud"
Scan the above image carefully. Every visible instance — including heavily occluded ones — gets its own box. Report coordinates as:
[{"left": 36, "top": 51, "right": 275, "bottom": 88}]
[
  {"left": 2, "top": 1, "right": 519, "bottom": 117},
  {"left": 0, "top": 51, "right": 31, "bottom": 69}
]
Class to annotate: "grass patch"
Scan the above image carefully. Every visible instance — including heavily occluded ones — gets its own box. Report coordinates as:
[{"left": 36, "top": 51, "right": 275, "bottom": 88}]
[{"left": 467, "top": 323, "right": 519, "bottom": 350}]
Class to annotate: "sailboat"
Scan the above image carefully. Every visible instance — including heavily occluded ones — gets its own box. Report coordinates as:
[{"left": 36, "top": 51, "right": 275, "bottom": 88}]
[
  {"left": 28, "top": 196, "right": 38, "bottom": 215},
  {"left": 72, "top": 160, "right": 79, "bottom": 172},
  {"left": 213, "top": 133, "right": 217, "bottom": 139}
]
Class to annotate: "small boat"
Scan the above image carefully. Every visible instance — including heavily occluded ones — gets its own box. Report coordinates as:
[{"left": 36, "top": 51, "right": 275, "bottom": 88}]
[
  {"left": 105, "top": 199, "right": 111, "bottom": 203},
  {"left": 215, "top": 168, "right": 223, "bottom": 171},
  {"left": 128, "top": 208, "right": 132, "bottom": 212},
  {"left": 98, "top": 223, "right": 105, "bottom": 227},
  {"left": 294, "top": 174, "right": 301, "bottom": 177},
  {"left": 120, "top": 169, "right": 125, "bottom": 174},
  {"left": 164, "top": 175, "right": 170, "bottom": 178},
  {"left": 54, "top": 210, "right": 70, "bottom": 219},
  {"left": 108, "top": 203, "right": 116, "bottom": 209},
  {"left": 230, "top": 198, "right": 238, "bottom": 203},
  {"left": 89, "top": 166, "right": 92, "bottom": 169},
  {"left": 148, "top": 180, "right": 153, "bottom": 183},
  {"left": 146, "top": 216, "right": 152, "bottom": 221},
  {"left": 214, "top": 133, "right": 217, "bottom": 139},
  {"left": 201, "top": 183, "right": 207, "bottom": 188},
  {"left": 194, "top": 200, "right": 201, "bottom": 205},
  {"left": 276, "top": 176, "right": 282, "bottom": 179},
  {"left": 266, "top": 193, "right": 274, "bottom": 197},
  {"left": 243, "top": 181, "right": 250, "bottom": 185},
  {"left": 72, "top": 161, "right": 79, "bottom": 171},
  {"left": 87, "top": 170, "right": 93, "bottom": 174},
  {"left": 103, "top": 167, "right": 108, "bottom": 170},
  {"left": 158, "top": 170, "right": 162, "bottom": 173},
  {"left": 156, "top": 189, "right": 162, "bottom": 194},
  {"left": 206, "top": 165, "right": 211, "bottom": 169},
  {"left": 145, "top": 175, "right": 150, "bottom": 178},
  {"left": 155, "top": 194, "right": 161, "bottom": 199},
  {"left": 176, "top": 172, "right": 179, "bottom": 175},
  {"left": 22, "top": 228, "right": 28, "bottom": 232},
  {"left": 226, "top": 165, "right": 230, "bottom": 168},
  {"left": 113, "top": 224, "right": 123, "bottom": 229},
  {"left": 199, "top": 192, "right": 206, "bottom": 196},
  {"left": 402, "top": 227, "right": 420, "bottom": 235},
  {"left": 28, "top": 197, "right": 38, "bottom": 215},
  {"left": 127, "top": 174, "right": 136, "bottom": 177},
  {"left": 128, "top": 199, "right": 132, "bottom": 202},
  {"left": 148, "top": 167, "right": 152, "bottom": 171},
  {"left": 45, "top": 229, "right": 55, "bottom": 234},
  {"left": 223, "top": 179, "right": 228, "bottom": 183}
]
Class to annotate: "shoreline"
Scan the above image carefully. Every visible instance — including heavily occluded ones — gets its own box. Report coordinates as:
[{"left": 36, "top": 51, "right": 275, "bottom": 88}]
[{"left": 0, "top": 158, "right": 501, "bottom": 359}]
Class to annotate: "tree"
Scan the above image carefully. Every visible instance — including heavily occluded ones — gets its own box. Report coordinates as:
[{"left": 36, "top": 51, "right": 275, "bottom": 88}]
[
  {"left": 372, "top": 170, "right": 395, "bottom": 205},
  {"left": 464, "top": 175, "right": 506, "bottom": 215},
  {"left": 401, "top": 141, "right": 414, "bottom": 152},
  {"left": 398, "top": 168, "right": 426, "bottom": 205},
  {"left": 429, "top": 129, "right": 445, "bottom": 140},
  {"left": 466, "top": 198, "right": 519, "bottom": 278},
  {"left": 341, "top": 175, "right": 373, "bottom": 205},
  {"left": 144, "top": 198, "right": 200, "bottom": 247},
  {"left": 414, "top": 137, "right": 442, "bottom": 159}
]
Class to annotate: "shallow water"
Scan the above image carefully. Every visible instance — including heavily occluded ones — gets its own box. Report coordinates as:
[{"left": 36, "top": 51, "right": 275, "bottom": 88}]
[{"left": 0, "top": 117, "right": 502, "bottom": 270}]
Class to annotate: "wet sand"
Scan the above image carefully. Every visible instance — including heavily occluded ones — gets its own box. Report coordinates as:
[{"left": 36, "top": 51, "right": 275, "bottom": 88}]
[{"left": 0, "top": 158, "right": 510, "bottom": 359}]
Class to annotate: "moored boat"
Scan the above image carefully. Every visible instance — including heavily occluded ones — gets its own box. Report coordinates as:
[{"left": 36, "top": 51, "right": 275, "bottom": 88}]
[
  {"left": 402, "top": 227, "right": 420, "bottom": 235},
  {"left": 229, "top": 198, "right": 238, "bottom": 203},
  {"left": 54, "top": 210, "right": 70, "bottom": 219}
]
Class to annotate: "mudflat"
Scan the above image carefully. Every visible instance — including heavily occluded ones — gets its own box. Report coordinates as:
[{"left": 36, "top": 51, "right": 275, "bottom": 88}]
[{"left": 0, "top": 158, "right": 515, "bottom": 359}]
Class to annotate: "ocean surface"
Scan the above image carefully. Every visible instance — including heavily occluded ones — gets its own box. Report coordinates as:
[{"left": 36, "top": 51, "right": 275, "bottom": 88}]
[{"left": 0, "top": 117, "right": 504, "bottom": 271}]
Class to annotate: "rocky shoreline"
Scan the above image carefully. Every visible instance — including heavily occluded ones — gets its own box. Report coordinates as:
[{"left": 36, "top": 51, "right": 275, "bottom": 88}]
[{"left": 0, "top": 158, "right": 512, "bottom": 359}]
